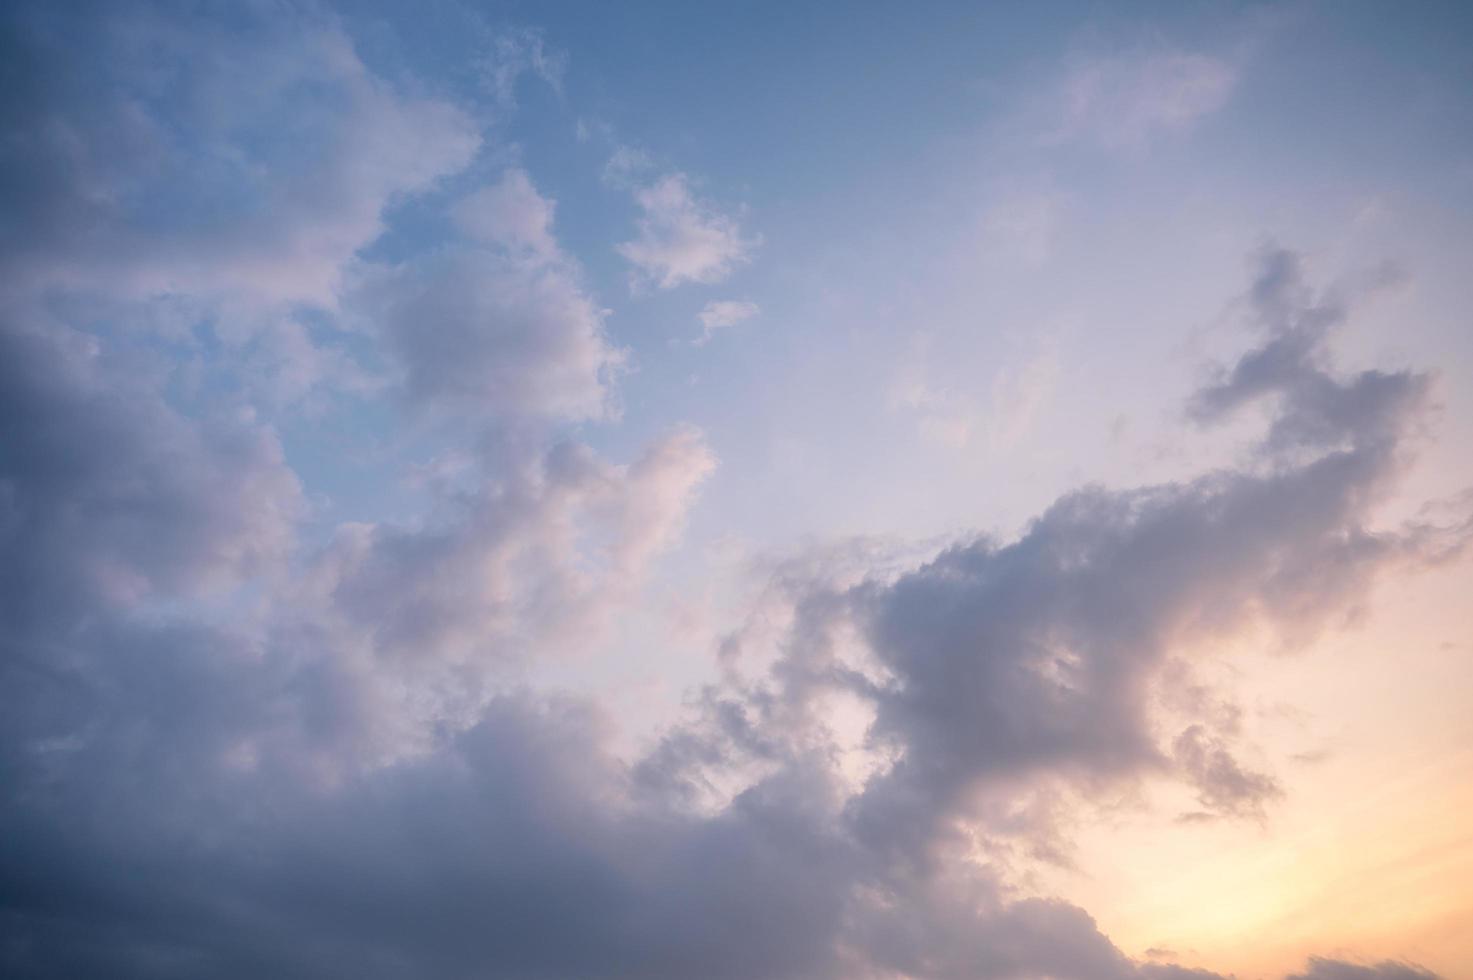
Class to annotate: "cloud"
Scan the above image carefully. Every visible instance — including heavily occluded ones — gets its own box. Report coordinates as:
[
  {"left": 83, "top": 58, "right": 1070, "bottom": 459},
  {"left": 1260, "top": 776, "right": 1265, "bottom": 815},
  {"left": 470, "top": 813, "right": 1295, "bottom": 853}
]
[
  {"left": 0, "top": 6, "right": 1463, "bottom": 975},
  {"left": 1288, "top": 958, "right": 1441, "bottom": 980},
  {"left": 841, "top": 249, "right": 1449, "bottom": 863},
  {"left": 617, "top": 174, "right": 759, "bottom": 289},
  {"left": 1048, "top": 45, "right": 1237, "bottom": 149},
  {"left": 357, "top": 170, "right": 625, "bottom": 422},
  {"left": 0, "top": 1, "right": 479, "bottom": 307},
  {"left": 454, "top": 169, "right": 562, "bottom": 260},
  {"left": 0, "top": 315, "right": 302, "bottom": 627},
  {"left": 478, "top": 26, "right": 566, "bottom": 107},
  {"left": 4, "top": 241, "right": 1465, "bottom": 977},
  {"left": 1172, "top": 724, "right": 1282, "bottom": 821},
  {"left": 694, "top": 299, "right": 760, "bottom": 345},
  {"left": 275, "top": 427, "right": 718, "bottom": 762}
]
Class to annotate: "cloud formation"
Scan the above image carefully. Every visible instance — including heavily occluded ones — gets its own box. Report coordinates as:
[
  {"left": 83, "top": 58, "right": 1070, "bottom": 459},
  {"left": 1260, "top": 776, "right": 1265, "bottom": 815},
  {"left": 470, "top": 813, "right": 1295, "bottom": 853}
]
[
  {"left": 4, "top": 207, "right": 1460, "bottom": 980},
  {"left": 0, "top": 1, "right": 479, "bottom": 307},
  {"left": 1288, "top": 959, "right": 1441, "bottom": 980},
  {"left": 357, "top": 170, "right": 625, "bottom": 422},
  {"left": 0, "top": 4, "right": 1463, "bottom": 978},
  {"left": 617, "top": 174, "right": 758, "bottom": 289}
]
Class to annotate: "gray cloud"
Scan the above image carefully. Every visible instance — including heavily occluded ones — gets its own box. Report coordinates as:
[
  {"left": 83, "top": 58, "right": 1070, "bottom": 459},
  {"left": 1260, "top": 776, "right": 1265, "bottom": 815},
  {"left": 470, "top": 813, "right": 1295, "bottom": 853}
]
[
  {"left": 0, "top": 315, "right": 302, "bottom": 635},
  {"left": 1287, "top": 958, "right": 1441, "bottom": 980},
  {"left": 1172, "top": 723, "right": 1282, "bottom": 821},
  {"left": 5, "top": 221, "right": 1460, "bottom": 980},
  {"left": 359, "top": 246, "right": 609, "bottom": 417},
  {"left": 0, "top": 4, "right": 1463, "bottom": 977},
  {"left": 356, "top": 172, "right": 626, "bottom": 422},
  {"left": 1046, "top": 44, "right": 1238, "bottom": 150},
  {"left": 0, "top": 1, "right": 479, "bottom": 308}
]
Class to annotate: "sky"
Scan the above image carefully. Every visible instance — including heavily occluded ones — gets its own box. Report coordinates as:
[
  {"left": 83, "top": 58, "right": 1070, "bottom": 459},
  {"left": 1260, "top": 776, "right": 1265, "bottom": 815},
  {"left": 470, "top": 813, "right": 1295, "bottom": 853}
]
[{"left": 2, "top": 1, "right": 1472, "bottom": 978}]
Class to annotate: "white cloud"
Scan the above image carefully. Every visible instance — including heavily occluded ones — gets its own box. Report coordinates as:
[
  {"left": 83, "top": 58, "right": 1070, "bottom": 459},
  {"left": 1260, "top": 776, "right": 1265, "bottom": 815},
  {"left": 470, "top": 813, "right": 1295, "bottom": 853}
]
[
  {"left": 617, "top": 174, "right": 759, "bottom": 289},
  {"left": 454, "top": 168, "right": 561, "bottom": 260}
]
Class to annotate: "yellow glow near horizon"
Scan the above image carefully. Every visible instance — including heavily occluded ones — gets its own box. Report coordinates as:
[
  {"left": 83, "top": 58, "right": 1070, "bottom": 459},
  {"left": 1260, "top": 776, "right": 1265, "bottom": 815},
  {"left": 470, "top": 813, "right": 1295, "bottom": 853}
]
[{"left": 1049, "top": 557, "right": 1473, "bottom": 977}]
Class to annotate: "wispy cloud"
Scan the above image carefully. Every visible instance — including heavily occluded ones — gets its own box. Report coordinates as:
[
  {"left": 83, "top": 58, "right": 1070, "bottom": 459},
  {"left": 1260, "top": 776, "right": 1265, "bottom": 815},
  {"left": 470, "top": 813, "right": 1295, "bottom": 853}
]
[
  {"left": 617, "top": 173, "right": 759, "bottom": 290},
  {"left": 1046, "top": 45, "right": 1238, "bottom": 150},
  {"left": 694, "top": 299, "right": 760, "bottom": 345}
]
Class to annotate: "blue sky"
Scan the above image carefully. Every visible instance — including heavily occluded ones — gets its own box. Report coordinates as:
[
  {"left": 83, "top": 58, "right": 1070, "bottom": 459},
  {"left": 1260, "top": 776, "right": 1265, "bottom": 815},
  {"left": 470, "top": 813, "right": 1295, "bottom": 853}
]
[{"left": 2, "top": 2, "right": 1472, "bottom": 977}]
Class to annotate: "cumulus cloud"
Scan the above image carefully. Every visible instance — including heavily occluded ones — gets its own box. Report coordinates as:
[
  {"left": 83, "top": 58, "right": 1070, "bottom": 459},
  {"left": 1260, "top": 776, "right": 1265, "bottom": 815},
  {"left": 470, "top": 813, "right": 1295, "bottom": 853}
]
[
  {"left": 0, "top": 5, "right": 1463, "bottom": 977},
  {"left": 0, "top": 1, "right": 479, "bottom": 307},
  {"left": 617, "top": 174, "right": 759, "bottom": 289},
  {"left": 10, "top": 245, "right": 1459, "bottom": 979},
  {"left": 837, "top": 249, "right": 1449, "bottom": 864},
  {"left": 454, "top": 168, "right": 562, "bottom": 259},
  {"left": 695, "top": 299, "right": 760, "bottom": 345},
  {"left": 357, "top": 169, "right": 625, "bottom": 421},
  {"left": 289, "top": 428, "right": 717, "bottom": 756},
  {"left": 0, "top": 315, "right": 302, "bottom": 627}
]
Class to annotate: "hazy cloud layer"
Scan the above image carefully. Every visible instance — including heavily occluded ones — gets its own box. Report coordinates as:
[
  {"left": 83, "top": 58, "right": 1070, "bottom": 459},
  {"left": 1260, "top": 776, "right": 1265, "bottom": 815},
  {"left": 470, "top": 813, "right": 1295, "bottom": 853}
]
[{"left": 1048, "top": 45, "right": 1237, "bottom": 149}]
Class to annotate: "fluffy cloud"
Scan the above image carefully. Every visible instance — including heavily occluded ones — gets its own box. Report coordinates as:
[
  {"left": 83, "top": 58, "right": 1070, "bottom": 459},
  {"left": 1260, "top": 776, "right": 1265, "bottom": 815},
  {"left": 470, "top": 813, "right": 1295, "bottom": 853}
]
[
  {"left": 289, "top": 428, "right": 717, "bottom": 757},
  {"left": 0, "top": 1, "right": 479, "bottom": 307},
  {"left": 4, "top": 243, "right": 1459, "bottom": 978},
  {"left": 356, "top": 170, "right": 625, "bottom": 422},
  {"left": 617, "top": 174, "right": 758, "bottom": 289},
  {"left": 0, "top": 5, "right": 1461, "bottom": 977},
  {"left": 0, "top": 315, "right": 302, "bottom": 627}
]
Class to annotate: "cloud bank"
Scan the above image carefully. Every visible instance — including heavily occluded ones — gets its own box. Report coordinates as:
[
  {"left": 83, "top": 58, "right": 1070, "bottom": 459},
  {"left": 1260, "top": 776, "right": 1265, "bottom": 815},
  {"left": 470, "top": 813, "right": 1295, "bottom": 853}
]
[{"left": 0, "top": 4, "right": 1463, "bottom": 979}]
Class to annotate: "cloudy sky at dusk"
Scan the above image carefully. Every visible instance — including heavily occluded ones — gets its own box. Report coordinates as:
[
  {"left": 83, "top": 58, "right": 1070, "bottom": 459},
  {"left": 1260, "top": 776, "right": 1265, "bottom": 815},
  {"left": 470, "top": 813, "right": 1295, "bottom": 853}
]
[{"left": 3, "top": 2, "right": 1473, "bottom": 977}]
